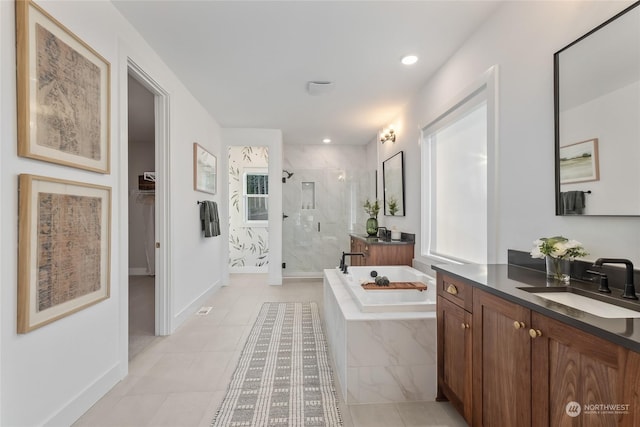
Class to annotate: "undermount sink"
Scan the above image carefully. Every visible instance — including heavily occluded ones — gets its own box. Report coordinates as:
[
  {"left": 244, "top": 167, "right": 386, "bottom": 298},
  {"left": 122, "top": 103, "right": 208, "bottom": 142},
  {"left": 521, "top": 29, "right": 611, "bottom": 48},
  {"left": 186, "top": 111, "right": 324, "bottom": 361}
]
[{"left": 518, "top": 286, "right": 640, "bottom": 319}]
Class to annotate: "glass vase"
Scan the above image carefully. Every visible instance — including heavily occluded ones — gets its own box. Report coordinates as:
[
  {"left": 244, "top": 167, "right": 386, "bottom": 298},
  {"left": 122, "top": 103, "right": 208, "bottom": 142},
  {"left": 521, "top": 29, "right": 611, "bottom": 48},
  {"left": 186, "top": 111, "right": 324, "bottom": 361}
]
[
  {"left": 366, "top": 217, "right": 378, "bottom": 236},
  {"left": 545, "top": 256, "right": 570, "bottom": 284}
]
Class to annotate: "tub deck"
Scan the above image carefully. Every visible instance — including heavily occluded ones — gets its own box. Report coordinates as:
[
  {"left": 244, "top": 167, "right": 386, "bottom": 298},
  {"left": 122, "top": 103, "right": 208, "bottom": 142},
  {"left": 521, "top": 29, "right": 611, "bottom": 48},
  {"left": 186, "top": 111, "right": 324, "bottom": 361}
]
[{"left": 338, "top": 265, "right": 436, "bottom": 313}]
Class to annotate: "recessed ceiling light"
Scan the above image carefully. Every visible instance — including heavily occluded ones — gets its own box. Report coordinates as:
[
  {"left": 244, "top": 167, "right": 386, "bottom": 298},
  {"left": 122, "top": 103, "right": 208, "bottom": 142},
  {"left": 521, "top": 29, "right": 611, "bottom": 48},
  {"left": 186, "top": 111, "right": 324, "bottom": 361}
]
[
  {"left": 322, "top": 138, "right": 331, "bottom": 144},
  {"left": 401, "top": 55, "right": 418, "bottom": 65}
]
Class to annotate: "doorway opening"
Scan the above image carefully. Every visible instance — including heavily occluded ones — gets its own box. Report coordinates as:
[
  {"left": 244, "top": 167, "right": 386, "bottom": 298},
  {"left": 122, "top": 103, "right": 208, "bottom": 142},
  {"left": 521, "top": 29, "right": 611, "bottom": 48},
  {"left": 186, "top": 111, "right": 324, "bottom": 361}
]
[
  {"left": 127, "top": 74, "right": 156, "bottom": 359},
  {"left": 126, "top": 60, "right": 171, "bottom": 361}
]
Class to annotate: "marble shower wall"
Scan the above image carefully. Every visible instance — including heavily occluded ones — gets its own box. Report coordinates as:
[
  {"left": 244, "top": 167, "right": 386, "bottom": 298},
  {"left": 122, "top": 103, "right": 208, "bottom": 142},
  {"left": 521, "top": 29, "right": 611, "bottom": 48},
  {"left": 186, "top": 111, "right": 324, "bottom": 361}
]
[
  {"left": 283, "top": 145, "right": 375, "bottom": 276},
  {"left": 228, "top": 146, "right": 269, "bottom": 271}
]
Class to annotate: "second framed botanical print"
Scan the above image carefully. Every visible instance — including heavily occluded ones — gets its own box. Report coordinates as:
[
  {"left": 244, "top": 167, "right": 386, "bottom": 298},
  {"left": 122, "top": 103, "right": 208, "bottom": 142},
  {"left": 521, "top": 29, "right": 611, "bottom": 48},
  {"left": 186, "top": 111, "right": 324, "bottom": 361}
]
[
  {"left": 194, "top": 143, "right": 217, "bottom": 195},
  {"left": 16, "top": 0, "right": 111, "bottom": 173},
  {"left": 18, "top": 174, "right": 111, "bottom": 333}
]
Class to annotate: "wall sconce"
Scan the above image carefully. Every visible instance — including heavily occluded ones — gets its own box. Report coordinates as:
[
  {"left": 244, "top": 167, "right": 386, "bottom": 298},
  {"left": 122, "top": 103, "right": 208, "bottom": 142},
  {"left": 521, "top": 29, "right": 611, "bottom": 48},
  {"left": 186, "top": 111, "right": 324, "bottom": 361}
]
[{"left": 380, "top": 128, "right": 396, "bottom": 144}]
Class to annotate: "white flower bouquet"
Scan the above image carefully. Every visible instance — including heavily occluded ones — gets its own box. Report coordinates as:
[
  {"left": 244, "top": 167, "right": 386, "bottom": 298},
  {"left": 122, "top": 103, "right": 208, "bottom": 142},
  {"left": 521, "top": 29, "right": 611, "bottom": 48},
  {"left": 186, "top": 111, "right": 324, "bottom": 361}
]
[
  {"left": 531, "top": 236, "right": 587, "bottom": 283},
  {"left": 530, "top": 236, "right": 587, "bottom": 260}
]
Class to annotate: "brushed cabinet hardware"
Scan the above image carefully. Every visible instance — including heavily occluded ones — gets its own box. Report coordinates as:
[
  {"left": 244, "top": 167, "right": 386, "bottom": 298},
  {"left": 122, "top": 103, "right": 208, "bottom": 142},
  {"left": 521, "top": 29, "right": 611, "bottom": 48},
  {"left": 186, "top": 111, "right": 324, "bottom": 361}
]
[
  {"left": 446, "top": 284, "right": 458, "bottom": 295},
  {"left": 513, "top": 321, "right": 526, "bottom": 330},
  {"left": 461, "top": 323, "right": 470, "bottom": 329},
  {"left": 529, "top": 329, "right": 542, "bottom": 338}
]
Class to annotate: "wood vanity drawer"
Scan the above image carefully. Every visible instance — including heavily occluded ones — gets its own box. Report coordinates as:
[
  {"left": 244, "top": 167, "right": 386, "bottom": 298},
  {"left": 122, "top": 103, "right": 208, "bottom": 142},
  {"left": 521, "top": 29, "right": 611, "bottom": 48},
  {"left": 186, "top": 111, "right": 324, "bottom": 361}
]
[{"left": 438, "top": 275, "right": 472, "bottom": 312}]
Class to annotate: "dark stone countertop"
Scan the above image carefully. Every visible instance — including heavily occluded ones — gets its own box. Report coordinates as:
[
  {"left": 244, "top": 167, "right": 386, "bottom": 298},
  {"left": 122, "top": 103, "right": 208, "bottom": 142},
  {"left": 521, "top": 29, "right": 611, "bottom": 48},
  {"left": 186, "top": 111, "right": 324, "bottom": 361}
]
[
  {"left": 350, "top": 233, "right": 415, "bottom": 245},
  {"left": 431, "top": 263, "right": 640, "bottom": 353}
]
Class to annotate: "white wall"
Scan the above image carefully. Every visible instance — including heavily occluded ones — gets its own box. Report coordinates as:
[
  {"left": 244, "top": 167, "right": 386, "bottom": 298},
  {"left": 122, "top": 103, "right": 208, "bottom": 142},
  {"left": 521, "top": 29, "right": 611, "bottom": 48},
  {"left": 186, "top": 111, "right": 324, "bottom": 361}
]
[
  {"left": 222, "top": 129, "right": 283, "bottom": 285},
  {"left": 0, "top": 1, "right": 224, "bottom": 425},
  {"left": 378, "top": 0, "right": 640, "bottom": 268}
]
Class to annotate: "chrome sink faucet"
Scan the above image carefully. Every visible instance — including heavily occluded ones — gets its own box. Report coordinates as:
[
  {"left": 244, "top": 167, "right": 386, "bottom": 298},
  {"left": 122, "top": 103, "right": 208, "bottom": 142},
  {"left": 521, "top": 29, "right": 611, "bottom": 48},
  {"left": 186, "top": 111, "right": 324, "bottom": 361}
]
[{"left": 592, "top": 258, "right": 638, "bottom": 300}]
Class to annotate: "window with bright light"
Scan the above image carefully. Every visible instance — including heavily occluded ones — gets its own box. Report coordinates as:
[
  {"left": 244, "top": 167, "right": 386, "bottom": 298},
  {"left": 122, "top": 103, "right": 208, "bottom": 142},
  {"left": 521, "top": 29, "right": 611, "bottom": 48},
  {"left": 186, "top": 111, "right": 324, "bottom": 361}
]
[
  {"left": 422, "top": 87, "right": 488, "bottom": 264},
  {"left": 244, "top": 169, "right": 268, "bottom": 225}
]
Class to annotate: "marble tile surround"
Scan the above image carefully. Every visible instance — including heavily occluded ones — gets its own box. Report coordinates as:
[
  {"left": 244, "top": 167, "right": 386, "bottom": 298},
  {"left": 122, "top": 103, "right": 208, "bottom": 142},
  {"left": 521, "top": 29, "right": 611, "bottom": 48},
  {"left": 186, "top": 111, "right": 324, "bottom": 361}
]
[
  {"left": 323, "top": 269, "right": 437, "bottom": 405},
  {"left": 282, "top": 147, "right": 375, "bottom": 276}
]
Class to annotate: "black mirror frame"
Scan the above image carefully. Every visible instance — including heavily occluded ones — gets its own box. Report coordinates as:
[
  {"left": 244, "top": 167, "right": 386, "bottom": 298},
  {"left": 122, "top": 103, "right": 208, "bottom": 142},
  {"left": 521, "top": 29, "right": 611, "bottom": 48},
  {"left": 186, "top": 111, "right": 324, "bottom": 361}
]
[
  {"left": 554, "top": 1, "right": 640, "bottom": 216},
  {"left": 382, "top": 151, "right": 406, "bottom": 217}
]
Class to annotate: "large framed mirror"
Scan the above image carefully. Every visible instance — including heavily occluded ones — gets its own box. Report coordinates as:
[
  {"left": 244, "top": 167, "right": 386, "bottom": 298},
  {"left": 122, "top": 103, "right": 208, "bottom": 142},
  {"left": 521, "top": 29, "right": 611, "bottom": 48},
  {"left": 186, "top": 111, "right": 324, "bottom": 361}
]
[
  {"left": 554, "top": 1, "right": 640, "bottom": 215},
  {"left": 383, "top": 151, "right": 405, "bottom": 216}
]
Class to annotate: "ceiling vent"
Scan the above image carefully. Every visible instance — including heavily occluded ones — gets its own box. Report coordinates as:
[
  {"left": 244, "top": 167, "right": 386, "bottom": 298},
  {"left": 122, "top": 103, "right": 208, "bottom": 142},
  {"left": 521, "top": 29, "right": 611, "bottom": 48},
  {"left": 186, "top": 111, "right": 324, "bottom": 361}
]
[{"left": 306, "top": 81, "right": 334, "bottom": 96}]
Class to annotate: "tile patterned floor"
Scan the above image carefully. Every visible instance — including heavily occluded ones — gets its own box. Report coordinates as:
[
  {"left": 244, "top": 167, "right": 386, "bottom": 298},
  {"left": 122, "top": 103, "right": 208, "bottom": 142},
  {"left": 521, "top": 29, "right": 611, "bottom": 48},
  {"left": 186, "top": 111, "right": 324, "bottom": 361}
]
[{"left": 74, "top": 274, "right": 467, "bottom": 427}]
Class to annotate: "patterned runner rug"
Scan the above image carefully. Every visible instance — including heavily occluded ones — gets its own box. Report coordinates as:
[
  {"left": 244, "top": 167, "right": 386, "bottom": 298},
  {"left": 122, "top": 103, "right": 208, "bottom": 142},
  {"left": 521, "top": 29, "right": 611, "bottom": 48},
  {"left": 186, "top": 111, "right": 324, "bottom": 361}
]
[{"left": 211, "top": 302, "right": 343, "bottom": 427}]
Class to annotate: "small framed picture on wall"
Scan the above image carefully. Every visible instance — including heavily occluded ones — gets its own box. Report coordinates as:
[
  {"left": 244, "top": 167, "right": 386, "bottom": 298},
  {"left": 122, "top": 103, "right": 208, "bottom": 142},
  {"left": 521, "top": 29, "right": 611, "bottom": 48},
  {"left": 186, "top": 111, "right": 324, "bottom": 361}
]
[{"left": 194, "top": 143, "right": 217, "bottom": 194}]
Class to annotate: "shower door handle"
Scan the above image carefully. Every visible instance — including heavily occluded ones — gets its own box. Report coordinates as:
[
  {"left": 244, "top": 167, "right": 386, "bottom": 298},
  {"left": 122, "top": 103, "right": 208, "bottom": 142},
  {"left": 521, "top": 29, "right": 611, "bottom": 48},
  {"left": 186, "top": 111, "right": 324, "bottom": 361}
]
[
  {"left": 283, "top": 213, "right": 289, "bottom": 220},
  {"left": 317, "top": 222, "right": 320, "bottom": 232}
]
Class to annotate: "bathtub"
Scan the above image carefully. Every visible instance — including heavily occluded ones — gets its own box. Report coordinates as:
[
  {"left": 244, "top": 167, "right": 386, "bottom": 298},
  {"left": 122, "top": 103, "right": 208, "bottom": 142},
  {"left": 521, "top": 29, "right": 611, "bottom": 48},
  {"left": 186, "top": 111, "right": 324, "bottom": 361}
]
[
  {"left": 323, "top": 267, "right": 438, "bottom": 404},
  {"left": 338, "top": 265, "right": 436, "bottom": 312}
]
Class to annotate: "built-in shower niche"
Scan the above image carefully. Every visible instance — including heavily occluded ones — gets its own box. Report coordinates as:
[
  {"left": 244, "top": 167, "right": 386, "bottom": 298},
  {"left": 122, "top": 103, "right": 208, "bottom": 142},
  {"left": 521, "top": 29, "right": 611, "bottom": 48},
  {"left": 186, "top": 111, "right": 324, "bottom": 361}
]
[{"left": 301, "top": 181, "right": 315, "bottom": 210}]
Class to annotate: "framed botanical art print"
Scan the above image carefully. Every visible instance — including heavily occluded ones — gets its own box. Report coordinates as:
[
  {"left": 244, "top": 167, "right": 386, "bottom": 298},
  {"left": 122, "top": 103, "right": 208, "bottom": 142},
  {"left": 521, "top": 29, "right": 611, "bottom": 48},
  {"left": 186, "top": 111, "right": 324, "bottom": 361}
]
[
  {"left": 16, "top": 0, "right": 111, "bottom": 173},
  {"left": 194, "top": 143, "right": 217, "bottom": 194},
  {"left": 18, "top": 174, "right": 111, "bottom": 333}
]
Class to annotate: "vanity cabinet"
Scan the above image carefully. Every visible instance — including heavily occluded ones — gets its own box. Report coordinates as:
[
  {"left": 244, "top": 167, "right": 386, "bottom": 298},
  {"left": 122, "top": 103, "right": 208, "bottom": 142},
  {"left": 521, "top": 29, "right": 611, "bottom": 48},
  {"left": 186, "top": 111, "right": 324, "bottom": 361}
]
[
  {"left": 436, "top": 274, "right": 473, "bottom": 424},
  {"left": 349, "top": 235, "right": 414, "bottom": 266},
  {"left": 472, "top": 288, "right": 532, "bottom": 427},
  {"left": 436, "top": 273, "right": 640, "bottom": 427},
  {"left": 530, "top": 312, "right": 640, "bottom": 427}
]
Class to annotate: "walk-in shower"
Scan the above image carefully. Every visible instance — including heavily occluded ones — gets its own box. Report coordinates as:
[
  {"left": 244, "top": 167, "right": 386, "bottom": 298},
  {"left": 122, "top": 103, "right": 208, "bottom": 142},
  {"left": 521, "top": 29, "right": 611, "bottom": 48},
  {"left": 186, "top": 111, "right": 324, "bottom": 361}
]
[{"left": 282, "top": 168, "right": 374, "bottom": 277}]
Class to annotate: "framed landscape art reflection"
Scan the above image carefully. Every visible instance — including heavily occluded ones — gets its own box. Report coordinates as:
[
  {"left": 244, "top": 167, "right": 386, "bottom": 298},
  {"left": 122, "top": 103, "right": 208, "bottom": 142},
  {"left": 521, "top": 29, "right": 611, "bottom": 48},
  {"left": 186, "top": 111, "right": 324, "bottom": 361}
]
[
  {"left": 559, "top": 138, "right": 600, "bottom": 184},
  {"left": 18, "top": 174, "right": 111, "bottom": 333},
  {"left": 16, "top": 0, "right": 111, "bottom": 173}
]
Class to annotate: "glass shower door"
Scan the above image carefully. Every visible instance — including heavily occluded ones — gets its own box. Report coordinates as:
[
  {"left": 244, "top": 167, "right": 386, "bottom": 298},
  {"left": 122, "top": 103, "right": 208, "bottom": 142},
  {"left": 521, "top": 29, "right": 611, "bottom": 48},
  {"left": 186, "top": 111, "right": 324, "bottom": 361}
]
[{"left": 282, "top": 168, "right": 373, "bottom": 277}]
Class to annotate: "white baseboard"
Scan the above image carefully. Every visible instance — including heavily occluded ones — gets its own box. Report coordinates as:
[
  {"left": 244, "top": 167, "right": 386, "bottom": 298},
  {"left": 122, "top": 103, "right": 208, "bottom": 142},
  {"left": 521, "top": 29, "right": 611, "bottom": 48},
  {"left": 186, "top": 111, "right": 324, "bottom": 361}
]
[
  {"left": 173, "top": 279, "right": 222, "bottom": 331},
  {"left": 283, "top": 276, "right": 323, "bottom": 283},
  {"left": 129, "top": 267, "right": 150, "bottom": 276},
  {"left": 44, "top": 363, "right": 123, "bottom": 427},
  {"left": 229, "top": 266, "right": 268, "bottom": 274},
  {"left": 282, "top": 271, "right": 323, "bottom": 279}
]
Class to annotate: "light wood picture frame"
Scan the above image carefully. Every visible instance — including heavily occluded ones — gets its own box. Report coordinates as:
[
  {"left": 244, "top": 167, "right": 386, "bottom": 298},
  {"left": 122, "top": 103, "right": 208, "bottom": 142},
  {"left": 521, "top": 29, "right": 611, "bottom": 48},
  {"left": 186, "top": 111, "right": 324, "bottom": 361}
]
[
  {"left": 16, "top": 0, "right": 111, "bottom": 173},
  {"left": 194, "top": 143, "right": 217, "bottom": 194},
  {"left": 18, "top": 174, "right": 111, "bottom": 333},
  {"left": 559, "top": 138, "right": 600, "bottom": 184}
]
